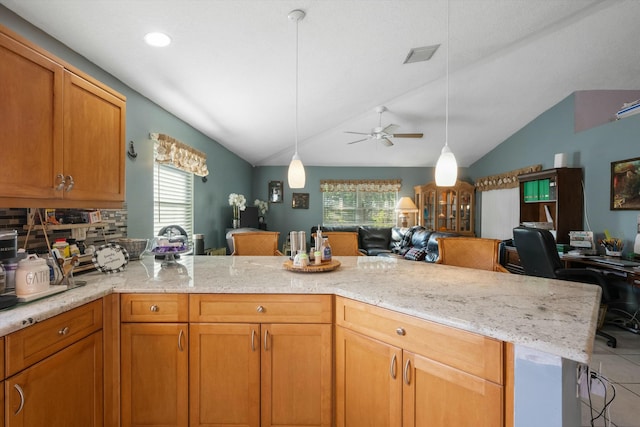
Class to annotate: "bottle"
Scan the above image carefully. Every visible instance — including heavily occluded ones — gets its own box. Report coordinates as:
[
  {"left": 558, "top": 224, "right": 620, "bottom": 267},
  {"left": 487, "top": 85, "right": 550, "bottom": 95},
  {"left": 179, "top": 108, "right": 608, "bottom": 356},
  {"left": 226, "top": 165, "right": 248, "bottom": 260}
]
[
  {"left": 321, "top": 237, "right": 332, "bottom": 263},
  {"left": 67, "top": 238, "right": 80, "bottom": 256},
  {"left": 53, "top": 238, "right": 70, "bottom": 258}
]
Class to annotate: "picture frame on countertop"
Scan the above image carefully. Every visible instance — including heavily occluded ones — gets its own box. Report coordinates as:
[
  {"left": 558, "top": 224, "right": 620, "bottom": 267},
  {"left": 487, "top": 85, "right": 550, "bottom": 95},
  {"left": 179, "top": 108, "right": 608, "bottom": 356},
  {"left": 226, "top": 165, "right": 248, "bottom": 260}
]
[
  {"left": 269, "top": 180, "right": 283, "bottom": 203},
  {"left": 292, "top": 192, "right": 309, "bottom": 209},
  {"left": 611, "top": 156, "right": 640, "bottom": 210}
]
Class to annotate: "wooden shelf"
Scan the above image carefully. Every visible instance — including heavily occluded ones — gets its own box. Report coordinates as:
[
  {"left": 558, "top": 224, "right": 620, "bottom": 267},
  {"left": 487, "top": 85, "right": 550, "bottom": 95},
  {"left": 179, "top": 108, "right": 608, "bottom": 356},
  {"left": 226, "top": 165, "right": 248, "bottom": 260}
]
[{"left": 23, "top": 222, "right": 108, "bottom": 231}]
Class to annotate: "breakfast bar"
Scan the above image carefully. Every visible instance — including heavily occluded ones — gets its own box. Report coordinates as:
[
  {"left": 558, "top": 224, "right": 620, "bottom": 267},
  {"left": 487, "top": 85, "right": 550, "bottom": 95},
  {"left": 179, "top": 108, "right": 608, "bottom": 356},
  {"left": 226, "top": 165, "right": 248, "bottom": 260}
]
[{"left": 0, "top": 256, "right": 601, "bottom": 427}]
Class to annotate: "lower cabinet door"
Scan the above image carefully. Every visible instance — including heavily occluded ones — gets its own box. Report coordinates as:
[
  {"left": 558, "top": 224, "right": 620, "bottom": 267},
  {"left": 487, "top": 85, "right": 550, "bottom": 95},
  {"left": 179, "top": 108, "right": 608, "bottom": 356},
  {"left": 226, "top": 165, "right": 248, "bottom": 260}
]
[
  {"left": 262, "top": 323, "right": 333, "bottom": 427},
  {"left": 335, "top": 326, "right": 402, "bottom": 427},
  {"left": 1, "top": 380, "right": 4, "bottom": 427},
  {"left": 5, "top": 331, "right": 103, "bottom": 427},
  {"left": 190, "top": 323, "right": 261, "bottom": 427},
  {"left": 121, "top": 323, "right": 188, "bottom": 427},
  {"left": 402, "top": 351, "right": 503, "bottom": 427}
]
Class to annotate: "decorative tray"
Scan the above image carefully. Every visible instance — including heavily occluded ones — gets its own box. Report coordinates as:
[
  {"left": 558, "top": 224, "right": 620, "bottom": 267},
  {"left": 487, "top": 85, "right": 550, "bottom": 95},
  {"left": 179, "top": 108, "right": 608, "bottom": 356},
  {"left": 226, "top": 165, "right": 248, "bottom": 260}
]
[{"left": 282, "top": 259, "right": 341, "bottom": 273}]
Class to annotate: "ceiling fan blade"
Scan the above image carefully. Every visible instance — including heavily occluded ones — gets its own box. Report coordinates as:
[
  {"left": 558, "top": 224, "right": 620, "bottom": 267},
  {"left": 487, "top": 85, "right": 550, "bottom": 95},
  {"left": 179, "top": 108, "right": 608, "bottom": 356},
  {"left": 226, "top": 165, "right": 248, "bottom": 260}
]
[
  {"left": 347, "top": 138, "right": 369, "bottom": 145},
  {"left": 381, "top": 138, "right": 394, "bottom": 147},
  {"left": 392, "top": 133, "right": 424, "bottom": 138},
  {"left": 381, "top": 124, "right": 400, "bottom": 135},
  {"left": 344, "top": 131, "right": 371, "bottom": 136}
]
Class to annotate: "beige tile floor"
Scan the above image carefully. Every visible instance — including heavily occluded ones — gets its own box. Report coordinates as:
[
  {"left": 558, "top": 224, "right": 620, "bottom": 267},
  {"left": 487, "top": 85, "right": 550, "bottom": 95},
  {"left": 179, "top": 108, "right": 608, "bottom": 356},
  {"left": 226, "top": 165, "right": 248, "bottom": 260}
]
[{"left": 581, "top": 324, "right": 640, "bottom": 427}]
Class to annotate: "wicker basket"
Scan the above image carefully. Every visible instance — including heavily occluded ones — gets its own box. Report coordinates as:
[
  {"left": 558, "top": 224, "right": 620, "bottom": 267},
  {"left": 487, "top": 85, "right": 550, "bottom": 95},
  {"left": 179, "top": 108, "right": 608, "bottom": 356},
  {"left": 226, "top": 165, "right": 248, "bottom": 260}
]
[{"left": 116, "top": 238, "right": 149, "bottom": 260}]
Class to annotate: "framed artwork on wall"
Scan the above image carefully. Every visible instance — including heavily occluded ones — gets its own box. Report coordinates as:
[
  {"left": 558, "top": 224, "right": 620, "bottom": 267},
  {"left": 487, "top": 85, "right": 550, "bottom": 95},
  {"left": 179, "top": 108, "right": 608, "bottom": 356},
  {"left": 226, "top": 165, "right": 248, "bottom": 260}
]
[
  {"left": 611, "top": 156, "right": 640, "bottom": 210},
  {"left": 269, "top": 181, "right": 283, "bottom": 203},
  {"left": 292, "top": 192, "right": 309, "bottom": 209}
]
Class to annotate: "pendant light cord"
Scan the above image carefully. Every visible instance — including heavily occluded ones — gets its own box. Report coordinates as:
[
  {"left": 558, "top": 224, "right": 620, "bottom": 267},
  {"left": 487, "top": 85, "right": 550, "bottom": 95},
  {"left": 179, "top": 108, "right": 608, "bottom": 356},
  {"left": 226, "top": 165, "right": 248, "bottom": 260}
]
[
  {"left": 445, "top": 0, "right": 450, "bottom": 146},
  {"left": 295, "top": 15, "right": 300, "bottom": 155}
]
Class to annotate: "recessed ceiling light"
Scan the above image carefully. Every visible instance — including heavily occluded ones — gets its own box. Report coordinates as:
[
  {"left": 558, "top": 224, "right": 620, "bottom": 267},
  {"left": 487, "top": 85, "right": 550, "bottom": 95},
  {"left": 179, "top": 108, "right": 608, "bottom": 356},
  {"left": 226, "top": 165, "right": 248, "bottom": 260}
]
[{"left": 144, "top": 32, "right": 171, "bottom": 47}]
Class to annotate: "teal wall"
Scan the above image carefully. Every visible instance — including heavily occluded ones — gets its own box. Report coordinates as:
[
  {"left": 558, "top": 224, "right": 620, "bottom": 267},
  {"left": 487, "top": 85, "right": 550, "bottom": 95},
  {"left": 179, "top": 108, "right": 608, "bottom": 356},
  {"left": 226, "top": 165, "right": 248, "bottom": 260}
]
[
  {"left": 469, "top": 94, "right": 640, "bottom": 249},
  {"left": 0, "top": 7, "right": 253, "bottom": 249}
]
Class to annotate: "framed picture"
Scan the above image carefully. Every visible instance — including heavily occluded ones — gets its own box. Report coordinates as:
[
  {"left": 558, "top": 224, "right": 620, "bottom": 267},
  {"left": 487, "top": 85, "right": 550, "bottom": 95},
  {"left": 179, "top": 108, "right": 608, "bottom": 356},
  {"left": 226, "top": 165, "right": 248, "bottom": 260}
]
[
  {"left": 611, "top": 156, "right": 640, "bottom": 210},
  {"left": 269, "top": 181, "right": 283, "bottom": 203},
  {"left": 292, "top": 192, "right": 309, "bottom": 209}
]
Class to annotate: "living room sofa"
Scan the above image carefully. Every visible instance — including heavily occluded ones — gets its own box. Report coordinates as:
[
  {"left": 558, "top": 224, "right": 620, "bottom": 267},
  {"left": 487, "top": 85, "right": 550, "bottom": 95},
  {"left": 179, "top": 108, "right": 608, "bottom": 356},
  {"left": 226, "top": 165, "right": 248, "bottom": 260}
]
[{"left": 310, "top": 225, "right": 459, "bottom": 262}]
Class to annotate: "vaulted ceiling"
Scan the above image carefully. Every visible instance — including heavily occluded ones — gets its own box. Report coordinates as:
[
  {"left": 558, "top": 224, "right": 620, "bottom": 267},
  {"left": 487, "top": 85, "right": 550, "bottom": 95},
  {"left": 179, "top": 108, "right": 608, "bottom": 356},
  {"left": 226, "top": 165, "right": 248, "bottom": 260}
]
[{"left": 4, "top": 1, "right": 639, "bottom": 167}]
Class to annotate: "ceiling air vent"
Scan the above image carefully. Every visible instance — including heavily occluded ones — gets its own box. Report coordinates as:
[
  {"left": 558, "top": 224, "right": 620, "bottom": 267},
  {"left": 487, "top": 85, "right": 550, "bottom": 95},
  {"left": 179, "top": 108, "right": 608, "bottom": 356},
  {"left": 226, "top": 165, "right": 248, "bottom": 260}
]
[{"left": 403, "top": 44, "right": 440, "bottom": 64}]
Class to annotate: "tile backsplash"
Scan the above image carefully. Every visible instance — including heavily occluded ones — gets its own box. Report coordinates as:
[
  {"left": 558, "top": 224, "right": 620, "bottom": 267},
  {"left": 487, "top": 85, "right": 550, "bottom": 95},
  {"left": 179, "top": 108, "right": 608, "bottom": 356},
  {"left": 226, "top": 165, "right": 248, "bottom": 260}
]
[{"left": 0, "top": 206, "right": 128, "bottom": 254}]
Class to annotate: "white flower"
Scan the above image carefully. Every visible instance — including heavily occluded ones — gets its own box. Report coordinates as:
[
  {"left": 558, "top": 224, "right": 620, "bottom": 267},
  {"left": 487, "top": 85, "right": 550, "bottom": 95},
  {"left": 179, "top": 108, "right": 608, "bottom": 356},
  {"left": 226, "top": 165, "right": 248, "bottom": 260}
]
[
  {"left": 228, "top": 193, "right": 246, "bottom": 210},
  {"left": 254, "top": 199, "right": 269, "bottom": 215}
]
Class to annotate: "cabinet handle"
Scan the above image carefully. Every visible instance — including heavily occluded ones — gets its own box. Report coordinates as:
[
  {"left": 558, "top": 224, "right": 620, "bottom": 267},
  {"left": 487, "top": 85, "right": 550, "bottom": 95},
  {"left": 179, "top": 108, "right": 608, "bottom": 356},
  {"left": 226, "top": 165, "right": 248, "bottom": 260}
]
[
  {"left": 14, "top": 384, "right": 25, "bottom": 415},
  {"left": 390, "top": 354, "right": 397, "bottom": 379},
  {"left": 55, "top": 174, "right": 66, "bottom": 191},
  {"left": 58, "top": 326, "right": 70, "bottom": 336},
  {"left": 403, "top": 359, "right": 411, "bottom": 385},
  {"left": 65, "top": 175, "right": 74, "bottom": 192},
  {"left": 396, "top": 327, "right": 406, "bottom": 336},
  {"left": 178, "top": 329, "right": 184, "bottom": 352},
  {"left": 251, "top": 329, "right": 256, "bottom": 352},
  {"left": 264, "top": 329, "right": 269, "bottom": 351},
  {"left": 256, "top": 305, "right": 265, "bottom": 313},
  {"left": 150, "top": 305, "right": 159, "bottom": 312}
]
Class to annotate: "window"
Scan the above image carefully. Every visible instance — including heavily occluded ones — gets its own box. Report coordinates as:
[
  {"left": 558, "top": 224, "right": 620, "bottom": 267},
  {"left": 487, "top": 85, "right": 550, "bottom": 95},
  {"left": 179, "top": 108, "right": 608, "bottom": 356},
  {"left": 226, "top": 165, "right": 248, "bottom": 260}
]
[
  {"left": 321, "top": 179, "right": 401, "bottom": 227},
  {"left": 153, "top": 148, "right": 194, "bottom": 237}
]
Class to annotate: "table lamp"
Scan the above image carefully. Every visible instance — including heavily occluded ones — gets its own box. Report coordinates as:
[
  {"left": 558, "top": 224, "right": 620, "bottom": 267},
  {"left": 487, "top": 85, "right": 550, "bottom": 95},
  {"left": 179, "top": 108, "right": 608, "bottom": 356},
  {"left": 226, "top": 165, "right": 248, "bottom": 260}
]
[{"left": 395, "top": 197, "right": 418, "bottom": 228}]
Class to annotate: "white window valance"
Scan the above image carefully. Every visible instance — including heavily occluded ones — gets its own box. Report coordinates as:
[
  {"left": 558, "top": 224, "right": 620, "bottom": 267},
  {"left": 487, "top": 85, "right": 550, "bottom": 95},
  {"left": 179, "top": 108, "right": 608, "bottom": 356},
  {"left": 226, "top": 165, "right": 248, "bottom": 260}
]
[
  {"left": 150, "top": 133, "right": 209, "bottom": 177},
  {"left": 320, "top": 179, "right": 402, "bottom": 193}
]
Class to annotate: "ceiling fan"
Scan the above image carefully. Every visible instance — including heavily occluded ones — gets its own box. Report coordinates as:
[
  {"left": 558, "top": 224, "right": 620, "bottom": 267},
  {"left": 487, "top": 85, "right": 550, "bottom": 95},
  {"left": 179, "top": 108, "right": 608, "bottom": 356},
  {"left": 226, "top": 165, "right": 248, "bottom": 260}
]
[{"left": 345, "top": 106, "right": 424, "bottom": 146}]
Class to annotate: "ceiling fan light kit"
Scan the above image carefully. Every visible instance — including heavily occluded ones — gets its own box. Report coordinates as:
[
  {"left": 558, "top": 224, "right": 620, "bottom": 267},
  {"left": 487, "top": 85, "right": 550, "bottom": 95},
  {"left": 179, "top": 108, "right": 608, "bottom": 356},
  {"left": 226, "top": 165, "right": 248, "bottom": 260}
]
[
  {"left": 435, "top": 0, "right": 458, "bottom": 187},
  {"left": 287, "top": 9, "right": 306, "bottom": 189}
]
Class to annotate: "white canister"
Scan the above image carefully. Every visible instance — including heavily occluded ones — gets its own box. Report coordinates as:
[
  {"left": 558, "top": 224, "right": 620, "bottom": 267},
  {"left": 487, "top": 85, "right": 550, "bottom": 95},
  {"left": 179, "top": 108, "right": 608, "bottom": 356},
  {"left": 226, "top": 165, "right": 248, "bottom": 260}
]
[{"left": 16, "top": 254, "right": 50, "bottom": 296}]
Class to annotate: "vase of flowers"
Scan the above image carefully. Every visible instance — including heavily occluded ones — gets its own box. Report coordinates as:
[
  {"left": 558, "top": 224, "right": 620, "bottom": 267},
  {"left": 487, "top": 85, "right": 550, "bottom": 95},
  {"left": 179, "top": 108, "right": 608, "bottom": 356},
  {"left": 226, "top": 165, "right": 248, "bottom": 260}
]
[
  {"left": 228, "top": 193, "right": 246, "bottom": 228},
  {"left": 254, "top": 199, "right": 268, "bottom": 223}
]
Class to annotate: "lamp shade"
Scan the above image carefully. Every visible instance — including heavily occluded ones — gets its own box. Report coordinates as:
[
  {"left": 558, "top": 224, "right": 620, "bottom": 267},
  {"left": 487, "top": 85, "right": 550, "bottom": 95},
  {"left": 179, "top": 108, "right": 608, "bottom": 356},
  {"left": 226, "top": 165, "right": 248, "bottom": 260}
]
[
  {"left": 395, "top": 197, "right": 418, "bottom": 212},
  {"left": 435, "top": 144, "right": 458, "bottom": 187},
  {"left": 287, "top": 153, "right": 306, "bottom": 188}
]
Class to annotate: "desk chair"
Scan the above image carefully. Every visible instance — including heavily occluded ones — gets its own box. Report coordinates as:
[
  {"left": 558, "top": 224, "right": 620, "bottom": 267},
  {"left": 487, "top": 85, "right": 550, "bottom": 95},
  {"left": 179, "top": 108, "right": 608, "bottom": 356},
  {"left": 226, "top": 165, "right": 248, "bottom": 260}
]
[
  {"left": 436, "top": 237, "right": 509, "bottom": 272},
  {"left": 232, "top": 232, "right": 283, "bottom": 256},
  {"left": 313, "top": 232, "right": 363, "bottom": 256},
  {"left": 513, "top": 226, "right": 617, "bottom": 348}
]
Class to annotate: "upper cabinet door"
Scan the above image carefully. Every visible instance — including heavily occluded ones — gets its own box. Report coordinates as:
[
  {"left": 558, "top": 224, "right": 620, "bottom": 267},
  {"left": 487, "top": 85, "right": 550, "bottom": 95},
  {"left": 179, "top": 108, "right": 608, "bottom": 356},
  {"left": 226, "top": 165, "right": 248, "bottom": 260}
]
[
  {"left": 0, "top": 32, "right": 63, "bottom": 200},
  {"left": 63, "top": 71, "right": 126, "bottom": 203}
]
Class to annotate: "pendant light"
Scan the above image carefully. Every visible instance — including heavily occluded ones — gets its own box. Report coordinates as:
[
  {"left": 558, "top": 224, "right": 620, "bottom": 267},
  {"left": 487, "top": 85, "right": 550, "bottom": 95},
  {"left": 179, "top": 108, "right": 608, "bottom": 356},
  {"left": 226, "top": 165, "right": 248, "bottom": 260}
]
[
  {"left": 435, "top": 0, "right": 458, "bottom": 187},
  {"left": 287, "top": 9, "right": 306, "bottom": 189}
]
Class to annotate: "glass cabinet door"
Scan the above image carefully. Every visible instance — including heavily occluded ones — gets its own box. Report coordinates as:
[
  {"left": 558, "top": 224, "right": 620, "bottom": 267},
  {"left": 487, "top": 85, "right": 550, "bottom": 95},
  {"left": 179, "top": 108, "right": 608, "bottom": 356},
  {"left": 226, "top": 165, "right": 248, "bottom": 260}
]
[{"left": 458, "top": 190, "right": 473, "bottom": 233}]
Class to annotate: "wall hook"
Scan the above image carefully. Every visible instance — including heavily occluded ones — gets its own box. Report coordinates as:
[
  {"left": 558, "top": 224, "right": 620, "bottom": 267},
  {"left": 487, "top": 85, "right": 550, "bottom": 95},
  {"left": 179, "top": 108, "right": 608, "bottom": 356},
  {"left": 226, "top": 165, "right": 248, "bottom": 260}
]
[
  {"left": 202, "top": 176, "right": 208, "bottom": 183},
  {"left": 127, "top": 140, "right": 138, "bottom": 159}
]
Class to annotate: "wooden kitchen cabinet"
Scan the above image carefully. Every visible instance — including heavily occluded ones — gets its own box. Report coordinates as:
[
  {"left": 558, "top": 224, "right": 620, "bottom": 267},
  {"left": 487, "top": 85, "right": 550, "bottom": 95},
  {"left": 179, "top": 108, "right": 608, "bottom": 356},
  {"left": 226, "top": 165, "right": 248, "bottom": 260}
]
[
  {"left": 0, "top": 24, "right": 125, "bottom": 208},
  {"left": 4, "top": 300, "right": 104, "bottom": 427},
  {"left": 120, "top": 294, "right": 189, "bottom": 427},
  {"left": 335, "top": 297, "right": 504, "bottom": 427},
  {"left": 1, "top": 336, "right": 4, "bottom": 427},
  {"left": 190, "top": 294, "right": 333, "bottom": 427}
]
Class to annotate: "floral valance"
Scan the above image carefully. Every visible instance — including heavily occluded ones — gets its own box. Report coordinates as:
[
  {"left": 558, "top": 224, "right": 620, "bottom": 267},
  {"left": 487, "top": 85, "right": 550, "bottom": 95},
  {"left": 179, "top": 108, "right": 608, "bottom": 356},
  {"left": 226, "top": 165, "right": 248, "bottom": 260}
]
[
  {"left": 150, "top": 133, "right": 209, "bottom": 177},
  {"left": 320, "top": 179, "right": 402, "bottom": 193},
  {"left": 474, "top": 164, "right": 542, "bottom": 191}
]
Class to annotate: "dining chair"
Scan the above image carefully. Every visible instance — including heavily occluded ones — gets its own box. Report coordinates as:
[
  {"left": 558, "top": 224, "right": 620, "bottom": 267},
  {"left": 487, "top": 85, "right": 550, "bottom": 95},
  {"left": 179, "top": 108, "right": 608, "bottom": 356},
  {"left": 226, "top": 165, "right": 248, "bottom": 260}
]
[
  {"left": 231, "top": 232, "right": 283, "bottom": 256},
  {"left": 315, "top": 231, "right": 363, "bottom": 256},
  {"left": 436, "top": 236, "right": 509, "bottom": 272}
]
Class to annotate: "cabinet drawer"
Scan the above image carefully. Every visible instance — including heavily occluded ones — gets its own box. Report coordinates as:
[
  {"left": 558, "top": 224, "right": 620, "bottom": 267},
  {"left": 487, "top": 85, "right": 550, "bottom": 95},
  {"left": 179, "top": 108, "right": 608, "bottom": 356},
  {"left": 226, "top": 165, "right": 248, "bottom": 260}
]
[
  {"left": 335, "top": 297, "right": 503, "bottom": 384},
  {"left": 5, "top": 299, "right": 102, "bottom": 376},
  {"left": 121, "top": 293, "right": 188, "bottom": 322},
  {"left": 190, "top": 294, "right": 333, "bottom": 323}
]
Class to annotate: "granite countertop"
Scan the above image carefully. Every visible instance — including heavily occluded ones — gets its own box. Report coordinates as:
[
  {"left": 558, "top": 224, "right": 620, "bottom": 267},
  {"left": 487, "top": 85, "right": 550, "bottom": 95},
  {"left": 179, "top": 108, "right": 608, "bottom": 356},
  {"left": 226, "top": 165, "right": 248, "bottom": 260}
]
[{"left": 0, "top": 255, "right": 601, "bottom": 363}]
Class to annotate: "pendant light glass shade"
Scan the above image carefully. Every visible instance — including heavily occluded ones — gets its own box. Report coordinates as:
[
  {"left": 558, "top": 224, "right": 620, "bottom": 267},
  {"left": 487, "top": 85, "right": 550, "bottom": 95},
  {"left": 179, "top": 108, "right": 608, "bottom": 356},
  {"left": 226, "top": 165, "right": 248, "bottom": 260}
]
[
  {"left": 288, "top": 152, "right": 306, "bottom": 188},
  {"left": 287, "top": 9, "right": 305, "bottom": 189},
  {"left": 435, "top": 143, "right": 457, "bottom": 186},
  {"left": 435, "top": 0, "right": 458, "bottom": 187}
]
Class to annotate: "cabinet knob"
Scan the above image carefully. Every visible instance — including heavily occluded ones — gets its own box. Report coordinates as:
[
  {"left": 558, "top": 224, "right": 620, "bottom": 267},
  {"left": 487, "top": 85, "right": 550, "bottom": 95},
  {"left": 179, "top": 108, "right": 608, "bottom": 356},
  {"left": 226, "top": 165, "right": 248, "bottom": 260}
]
[
  {"left": 58, "top": 326, "right": 70, "bottom": 336},
  {"left": 396, "top": 327, "right": 406, "bottom": 336},
  {"left": 55, "top": 174, "right": 66, "bottom": 191},
  {"left": 150, "top": 305, "right": 159, "bottom": 312},
  {"left": 65, "top": 175, "right": 75, "bottom": 192},
  {"left": 256, "top": 305, "right": 265, "bottom": 313}
]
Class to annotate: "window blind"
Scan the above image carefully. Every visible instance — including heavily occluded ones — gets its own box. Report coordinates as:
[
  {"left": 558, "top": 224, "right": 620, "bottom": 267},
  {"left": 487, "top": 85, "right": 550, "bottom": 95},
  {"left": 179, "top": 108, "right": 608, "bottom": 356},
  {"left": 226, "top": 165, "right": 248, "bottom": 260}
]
[{"left": 153, "top": 153, "right": 194, "bottom": 238}]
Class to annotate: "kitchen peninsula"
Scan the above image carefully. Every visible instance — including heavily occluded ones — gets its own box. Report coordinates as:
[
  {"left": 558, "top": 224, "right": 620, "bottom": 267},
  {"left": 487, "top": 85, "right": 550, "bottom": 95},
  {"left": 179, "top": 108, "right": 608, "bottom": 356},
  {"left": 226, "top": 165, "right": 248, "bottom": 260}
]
[{"left": 0, "top": 256, "right": 600, "bottom": 427}]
